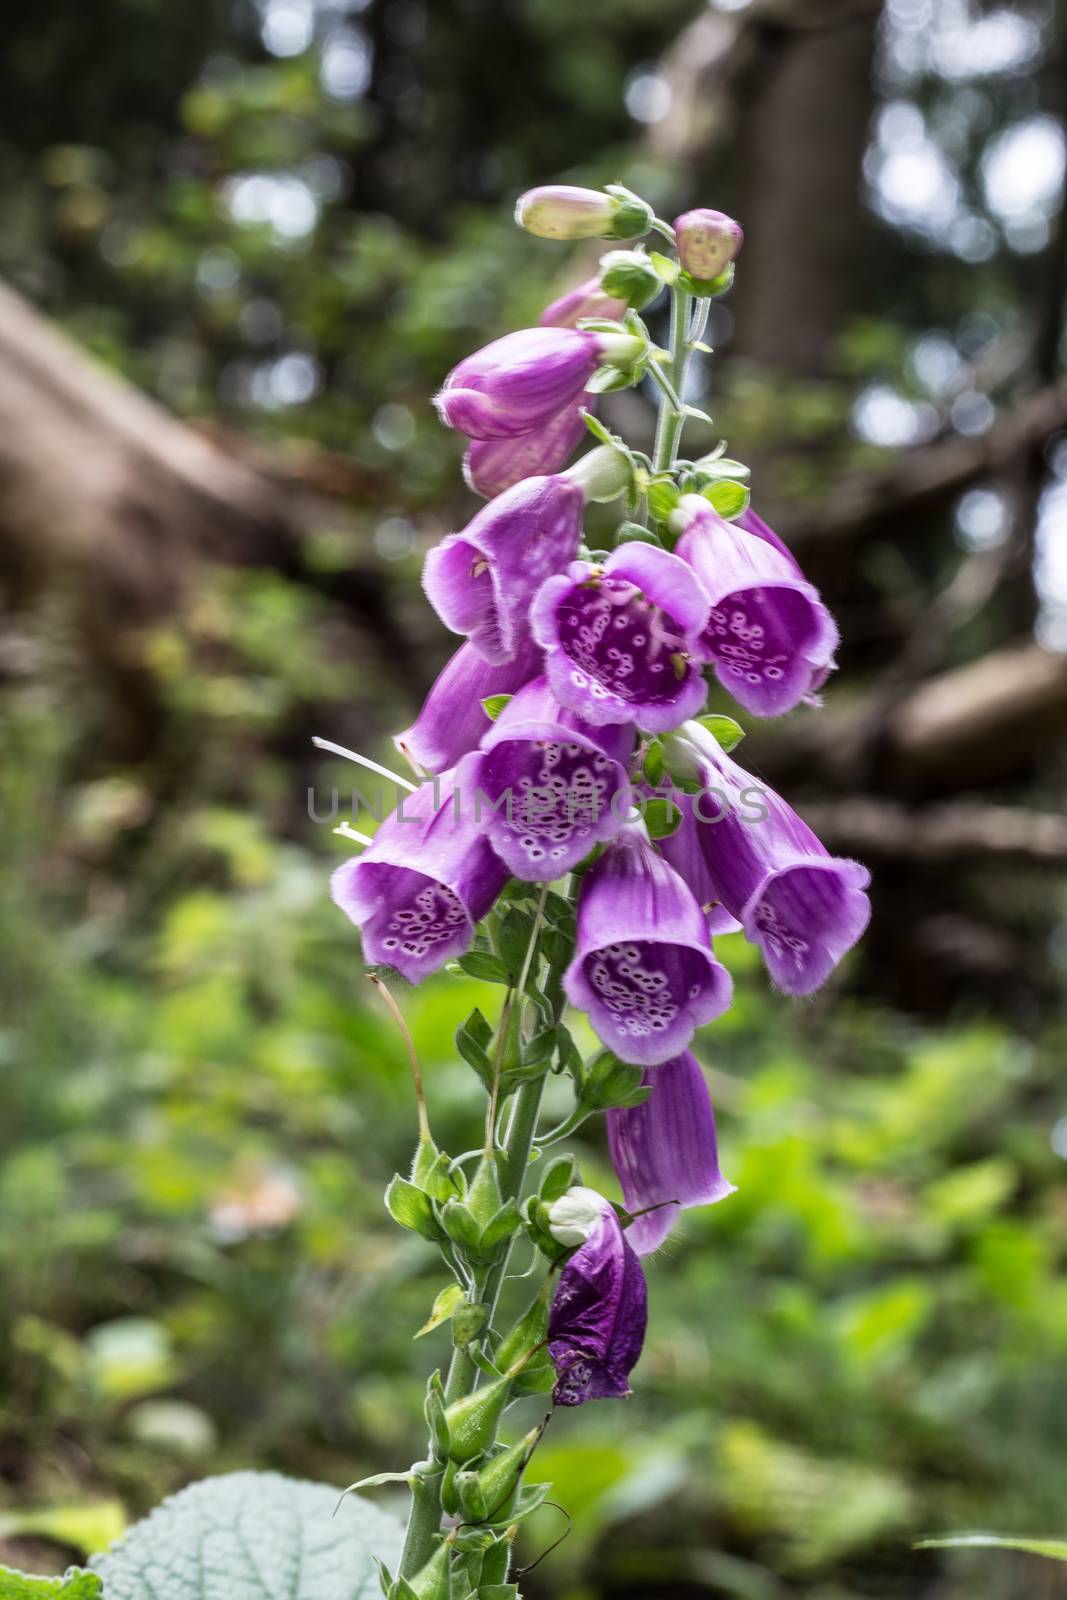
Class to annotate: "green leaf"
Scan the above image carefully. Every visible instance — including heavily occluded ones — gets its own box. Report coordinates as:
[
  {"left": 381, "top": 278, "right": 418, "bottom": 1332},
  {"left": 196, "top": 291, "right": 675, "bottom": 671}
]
[
  {"left": 480, "top": 695, "right": 512, "bottom": 722},
  {"left": 643, "top": 796, "right": 682, "bottom": 840},
  {"left": 915, "top": 1535, "right": 1067, "bottom": 1561},
  {"left": 642, "top": 740, "right": 665, "bottom": 788},
  {"left": 694, "top": 714, "right": 746, "bottom": 752},
  {"left": 91, "top": 1472, "right": 403, "bottom": 1599},
  {"left": 702, "top": 479, "right": 750, "bottom": 519},
  {"left": 586, "top": 364, "right": 638, "bottom": 395},
  {"left": 0, "top": 1571, "right": 102, "bottom": 1600},
  {"left": 456, "top": 951, "right": 511, "bottom": 985},
  {"left": 385, "top": 1175, "right": 443, "bottom": 1241},
  {"left": 613, "top": 520, "right": 661, "bottom": 547},
  {"left": 415, "top": 1283, "right": 466, "bottom": 1339},
  {"left": 496, "top": 907, "right": 533, "bottom": 979},
  {"left": 580, "top": 409, "right": 617, "bottom": 448}
]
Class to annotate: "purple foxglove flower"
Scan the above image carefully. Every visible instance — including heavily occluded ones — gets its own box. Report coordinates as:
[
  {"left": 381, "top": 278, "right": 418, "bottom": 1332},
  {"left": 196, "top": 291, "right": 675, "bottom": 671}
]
[
  {"left": 656, "top": 796, "right": 741, "bottom": 936},
  {"left": 563, "top": 819, "right": 732, "bottom": 1066},
  {"left": 435, "top": 328, "right": 624, "bottom": 441},
  {"left": 662, "top": 721, "right": 870, "bottom": 995},
  {"left": 394, "top": 637, "right": 541, "bottom": 776},
  {"left": 463, "top": 401, "right": 588, "bottom": 499},
  {"left": 546, "top": 1187, "right": 647, "bottom": 1405},
  {"left": 606, "top": 1051, "right": 735, "bottom": 1256},
  {"left": 463, "top": 676, "right": 634, "bottom": 880},
  {"left": 674, "top": 208, "right": 744, "bottom": 283},
  {"left": 540, "top": 275, "right": 627, "bottom": 330},
  {"left": 515, "top": 185, "right": 619, "bottom": 240},
  {"left": 675, "top": 496, "right": 838, "bottom": 716},
  {"left": 423, "top": 473, "right": 585, "bottom": 665},
  {"left": 531, "top": 543, "right": 711, "bottom": 731},
  {"left": 331, "top": 768, "right": 507, "bottom": 985}
]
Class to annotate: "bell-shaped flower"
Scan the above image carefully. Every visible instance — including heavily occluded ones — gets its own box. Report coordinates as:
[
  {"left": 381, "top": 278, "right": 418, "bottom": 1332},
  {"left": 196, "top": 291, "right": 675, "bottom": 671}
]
[
  {"left": 435, "top": 327, "right": 640, "bottom": 441},
  {"left": 662, "top": 721, "right": 870, "bottom": 995},
  {"left": 674, "top": 495, "right": 838, "bottom": 717},
  {"left": 531, "top": 543, "right": 711, "bottom": 731},
  {"left": 463, "top": 401, "right": 588, "bottom": 499},
  {"left": 563, "top": 819, "right": 732, "bottom": 1066},
  {"left": 463, "top": 676, "right": 634, "bottom": 880},
  {"left": 423, "top": 473, "right": 586, "bottom": 664},
  {"left": 394, "top": 637, "right": 541, "bottom": 776},
  {"left": 606, "top": 1051, "right": 735, "bottom": 1256},
  {"left": 331, "top": 768, "right": 507, "bottom": 985},
  {"left": 656, "top": 799, "right": 741, "bottom": 936},
  {"left": 546, "top": 1187, "right": 647, "bottom": 1406}
]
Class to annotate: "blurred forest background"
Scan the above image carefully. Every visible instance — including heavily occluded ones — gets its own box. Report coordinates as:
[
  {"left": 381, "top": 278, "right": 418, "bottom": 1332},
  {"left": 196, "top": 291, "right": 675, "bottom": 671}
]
[{"left": 3, "top": 0, "right": 1067, "bottom": 1595}]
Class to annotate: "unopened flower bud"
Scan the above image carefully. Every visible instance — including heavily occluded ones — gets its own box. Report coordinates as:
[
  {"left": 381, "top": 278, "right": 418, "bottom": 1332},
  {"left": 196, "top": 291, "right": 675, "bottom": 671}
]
[
  {"left": 516, "top": 185, "right": 654, "bottom": 242},
  {"left": 443, "top": 1369, "right": 512, "bottom": 1462},
  {"left": 598, "top": 249, "right": 661, "bottom": 312},
  {"left": 455, "top": 1424, "right": 542, "bottom": 1524},
  {"left": 516, "top": 186, "right": 619, "bottom": 240},
  {"left": 674, "top": 208, "right": 744, "bottom": 287},
  {"left": 403, "top": 1537, "right": 452, "bottom": 1600},
  {"left": 546, "top": 1185, "right": 609, "bottom": 1247}
]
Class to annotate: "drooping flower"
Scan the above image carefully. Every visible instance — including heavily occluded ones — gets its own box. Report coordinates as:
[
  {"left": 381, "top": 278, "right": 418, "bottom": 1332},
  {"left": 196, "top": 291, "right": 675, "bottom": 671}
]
[
  {"left": 674, "top": 208, "right": 744, "bottom": 284},
  {"left": 435, "top": 328, "right": 640, "bottom": 441},
  {"left": 331, "top": 769, "right": 507, "bottom": 985},
  {"left": 546, "top": 1186, "right": 647, "bottom": 1405},
  {"left": 674, "top": 495, "right": 839, "bottom": 716},
  {"left": 656, "top": 798, "right": 741, "bottom": 936},
  {"left": 463, "top": 402, "right": 589, "bottom": 499},
  {"left": 661, "top": 721, "right": 870, "bottom": 995},
  {"left": 462, "top": 676, "right": 634, "bottom": 879},
  {"left": 531, "top": 543, "right": 711, "bottom": 731},
  {"left": 563, "top": 819, "right": 732, "bottom": 1066},
  {"left": 423, "top": 473, "right": 585, "bottom": 664},
  {"left": 394, "top": 637, "right": 542, "bottom": 776},
  {"left": 606, "top": 1051, "right": 734, "bottom": 1256},
  {"left": 540, "top": 275, "right": 627, "bottom": 330}
]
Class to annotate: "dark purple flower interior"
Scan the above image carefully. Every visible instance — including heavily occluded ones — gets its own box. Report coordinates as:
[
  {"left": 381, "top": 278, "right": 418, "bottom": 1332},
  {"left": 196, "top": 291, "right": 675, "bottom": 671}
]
[
  {"left": 558, "top": 577, "right": 687, "bottom": 708},
  {"left": 584, "top": 939, "right": 709, "bottom": 1047},
  {"left": 481, "top": 737, "right": 622, "bottom": 874},
  {"left": 702, "top": 585, "right": 819, "bottom": 695},
  {"left": 362, "top": 863, "right": 469, "bottom": 966}
]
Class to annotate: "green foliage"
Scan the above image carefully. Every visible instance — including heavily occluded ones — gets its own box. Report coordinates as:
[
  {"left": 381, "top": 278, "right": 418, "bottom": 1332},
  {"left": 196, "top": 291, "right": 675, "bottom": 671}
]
[
  {"left": 0, "top": 1572, "right": 101, "bottom": 1600},
  {"left": 91, "top": 1473, "right": 402, "bottom": 1599}
]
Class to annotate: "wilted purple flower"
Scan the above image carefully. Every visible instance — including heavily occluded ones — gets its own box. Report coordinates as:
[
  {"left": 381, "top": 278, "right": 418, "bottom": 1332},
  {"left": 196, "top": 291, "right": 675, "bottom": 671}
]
[
  {"left": 546, "top": 1187, "right": 647, "bottom": 1405},
  {"left": 423, "top": 474, "right": 585, "bottom": 664},
  {"left": 462, "top": 676, "right": 634, "bottom": 879},
  {"left": 463, "top": 402, "right": 589, "bottom": 499},
  {"left": 674, "top": 208, "right": 744, "bottom": 283},
  {"left": 606, "top": 1051, "right": 735, "bottom": 1256},
  {"left": 531, "top": 543, "right": 711, "bottom": 731},
  {"left": 435, "top": 328, "right": 639, "bottom": 441},
  {"left": 675, "top": 496, "right": 839, "bottom": 716},
  {"left": 394, "top": 637, "right": 541, "bottom": 776},
  {"left": 331, "top": 769, "right": 507, "bottom": 985},
  {"left": 563, "top": 819, "right": 732, "bottom": 1065},
  {"left": 662, "top": 721, "right": 870, "bottom": 995},
  {"left": 540, "top": 275, "right": 627, "bottom": 330}
]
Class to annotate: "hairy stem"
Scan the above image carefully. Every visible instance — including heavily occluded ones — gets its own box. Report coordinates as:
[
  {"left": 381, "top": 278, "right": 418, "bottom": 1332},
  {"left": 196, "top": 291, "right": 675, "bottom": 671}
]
[{"left": 652, "top": 283, "right": 692, "bottom": 473}]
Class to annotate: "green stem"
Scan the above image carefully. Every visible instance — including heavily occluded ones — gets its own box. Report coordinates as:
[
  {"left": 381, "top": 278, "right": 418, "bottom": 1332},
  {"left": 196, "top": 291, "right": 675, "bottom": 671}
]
[{"left": 652, "top": 283, "right": 692, "bottom": 474}]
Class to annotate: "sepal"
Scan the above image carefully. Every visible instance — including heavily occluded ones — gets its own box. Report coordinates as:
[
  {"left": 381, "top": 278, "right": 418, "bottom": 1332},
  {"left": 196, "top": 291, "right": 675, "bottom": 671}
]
[
  {"left": 580, "top": 1050, "right": 652, "bottom": 1111},
  {"left": 387, "top": 1175, "right": 446, "bottom": 1241}
]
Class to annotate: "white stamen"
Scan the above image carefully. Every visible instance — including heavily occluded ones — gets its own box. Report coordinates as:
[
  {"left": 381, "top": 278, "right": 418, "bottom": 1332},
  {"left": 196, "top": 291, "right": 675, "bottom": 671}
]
[
  {"left": 313, "top": 736, "right": 418, "bottom": 792},
  {"left": 335, "top": 822, "right": 373, "bottom": 846}
]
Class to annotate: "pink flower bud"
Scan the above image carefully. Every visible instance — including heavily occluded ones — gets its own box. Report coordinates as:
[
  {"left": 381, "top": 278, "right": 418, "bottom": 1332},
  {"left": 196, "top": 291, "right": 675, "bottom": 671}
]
[
  {"left": 540, "top": 275, "right": 627, "bottom": 330},
  {"left": 673, "top": 208, "right": 744, "bottom": 285},
  {"left": 516, "top": 185, "right": 619, "bottom": 240}
]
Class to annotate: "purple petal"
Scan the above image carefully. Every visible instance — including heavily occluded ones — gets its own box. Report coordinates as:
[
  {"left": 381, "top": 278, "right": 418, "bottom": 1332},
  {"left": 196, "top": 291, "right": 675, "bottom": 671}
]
[
  {"left": 463, "top": 403, "right": 589, "bottom": 499},
  {"left": 736, "top": 506, "right": 802, "bottom": 575},
  {"left": 331, "top": 768, "right": 508, "bottom": 984},
  {"left": 548, "top": 1201, "right": 648, "bottom": 1405},
  {"left": 656, "top": 798, "right": 742, "bottom": 935},
  {"left": 423, "top": 476, "right": 584, "bottom": 664},
  {"left": 606, "top": 1052, "right": 735, "bottom": 1256},
  {"left": 394, "top": 638, "right": 541, "bottom": 776},
  {"left": 530, "top": 550, "right": 710, "bottom": 731},
  {"left": 472, "top": 677, "right": 634, "bottom": 879},
  {"left": 677, "top": 500, "right": 838, "bottom": 717},
  {"left": 541, "top": 276, "right": 628, "bottom": 329},
  {"left": 674, "top": 724, "right": 871, "bottom": 995},
  {"left": 434, "top": 328, "right": 601, "bottom": 440},
  {"left": 563, "top": 822, "right": 733, "bottom": 1066}
]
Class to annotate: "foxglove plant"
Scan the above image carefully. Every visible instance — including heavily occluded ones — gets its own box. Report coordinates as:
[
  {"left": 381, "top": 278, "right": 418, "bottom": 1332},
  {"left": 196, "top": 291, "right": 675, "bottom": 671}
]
[{"left": 323, "top": 180, "right": 871, "bottom": 1599}]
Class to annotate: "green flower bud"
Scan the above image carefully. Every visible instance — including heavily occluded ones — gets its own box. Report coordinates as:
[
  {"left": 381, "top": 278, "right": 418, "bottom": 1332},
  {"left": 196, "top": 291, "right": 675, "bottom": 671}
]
[
  {"left": 598, "top": 248, "right": 661, "bottom": 311},
  {"left": 443, "top": 1370, "right": 512, "bottom": 1463},
  {"left": 494, "top": 1287, "right": 549, "bottom": 1374},
  {"left": 455, "top": 1426, "right": 543, "bottom": 1524},
  {"left": 403, "top": 1537, "right": 452, "bottom": 1600}
]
